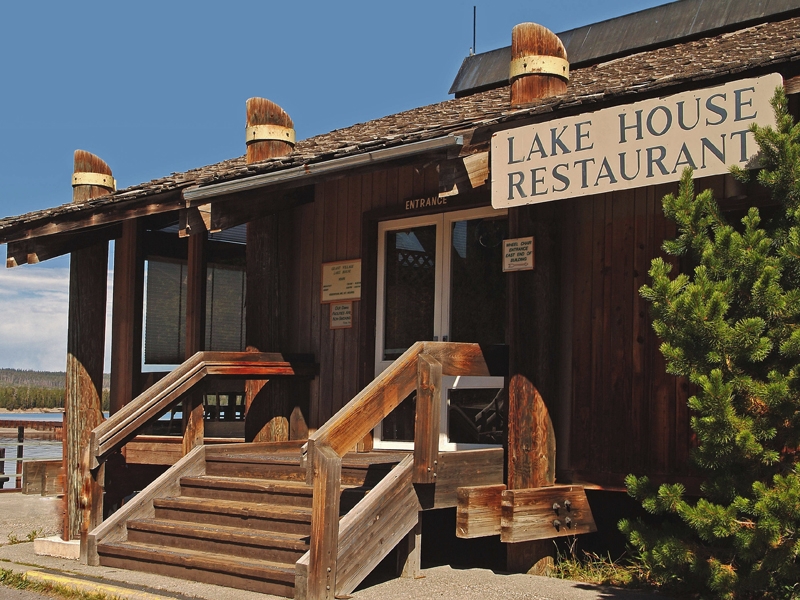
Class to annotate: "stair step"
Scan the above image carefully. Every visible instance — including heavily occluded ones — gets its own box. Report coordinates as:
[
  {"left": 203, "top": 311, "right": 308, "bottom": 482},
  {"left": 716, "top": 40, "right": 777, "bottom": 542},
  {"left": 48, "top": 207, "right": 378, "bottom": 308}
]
[
  {"left": 153, "top": 496, "right": 312, "bottom": 535},
  {"left": 180, "top": 475, "right": 314, "bottom": 506},
  {"left": 97, "top": 541, "right": 295, "bottom": 597},
  {"left": 205, "top": 455, "right": 306, "bottom": 481},
  {"left": 204, "top": 452, "right": 408, "bottom": 486},
  {"left": 127, "top": 518, "right": 309, "bottom": 563}
]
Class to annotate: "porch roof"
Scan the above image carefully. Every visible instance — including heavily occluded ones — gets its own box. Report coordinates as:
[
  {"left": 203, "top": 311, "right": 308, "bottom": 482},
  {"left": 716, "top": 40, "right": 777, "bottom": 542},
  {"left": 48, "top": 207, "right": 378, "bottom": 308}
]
[{"left": 1, "top": 12, "right": 799, "bottom": 245}]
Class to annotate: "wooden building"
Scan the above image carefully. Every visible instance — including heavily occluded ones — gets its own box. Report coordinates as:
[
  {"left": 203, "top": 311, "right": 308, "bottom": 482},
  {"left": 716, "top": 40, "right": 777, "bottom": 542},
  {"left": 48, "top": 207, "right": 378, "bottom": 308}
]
[{"left": 1, "top": 1, "right": 800, "bottom": 597}]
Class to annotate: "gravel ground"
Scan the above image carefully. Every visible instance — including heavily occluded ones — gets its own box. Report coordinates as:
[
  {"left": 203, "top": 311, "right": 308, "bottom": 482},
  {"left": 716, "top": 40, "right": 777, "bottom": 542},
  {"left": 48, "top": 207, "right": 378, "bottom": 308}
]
[{"left": 0, "top": 495, "right": 60, "bottom": 545}]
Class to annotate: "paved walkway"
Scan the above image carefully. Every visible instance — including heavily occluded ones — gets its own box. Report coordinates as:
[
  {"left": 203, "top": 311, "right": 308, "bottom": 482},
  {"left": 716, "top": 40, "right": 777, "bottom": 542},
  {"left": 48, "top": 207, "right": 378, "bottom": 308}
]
[{"left": 0, "top": 493, "right": 668, "bottom": 600}]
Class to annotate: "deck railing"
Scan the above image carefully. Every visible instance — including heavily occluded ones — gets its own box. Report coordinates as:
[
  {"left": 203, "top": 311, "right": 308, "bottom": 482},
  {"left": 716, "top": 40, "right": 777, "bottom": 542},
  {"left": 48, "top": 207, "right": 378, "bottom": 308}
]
[
  {"left": 80, "top": 350, "right": 316, "bottom": 555},
  {"left": 89, "top": 351, "right": 317, "bottom": 469},
  {"left": 300, "top": 341, "right": 506, "bottom": 600}
]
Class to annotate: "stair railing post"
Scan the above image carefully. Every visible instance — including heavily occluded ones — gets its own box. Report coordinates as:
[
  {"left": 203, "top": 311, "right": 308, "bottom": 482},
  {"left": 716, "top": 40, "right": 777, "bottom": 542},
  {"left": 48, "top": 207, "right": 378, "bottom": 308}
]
[
  {"left": 307, "top": 443, "right": 341, "bottom": 600},
  {"left": 413, "top": 354, "right": 442, "bottom": 484}
]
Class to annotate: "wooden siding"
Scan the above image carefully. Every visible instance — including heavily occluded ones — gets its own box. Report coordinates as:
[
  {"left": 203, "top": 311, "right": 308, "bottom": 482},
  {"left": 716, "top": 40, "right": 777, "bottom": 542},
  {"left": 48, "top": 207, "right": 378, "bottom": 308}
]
[
  {"left": 248, "top": 161, "right": 743, "bottom": 488},
  {"left": 281, "top": 163, "right": 439, "bottom": 428},
  {"left": 564, "top": 180, "right": 696, "bottom": 488}
]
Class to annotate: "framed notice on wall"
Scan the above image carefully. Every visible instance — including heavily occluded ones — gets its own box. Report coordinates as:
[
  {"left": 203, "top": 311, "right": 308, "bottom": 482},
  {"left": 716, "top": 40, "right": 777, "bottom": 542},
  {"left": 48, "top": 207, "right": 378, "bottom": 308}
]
[
  {"left": 503, "top": 237, "right": 535, "bottom": 272},
  {"left": 330, "top": 302, "right": 353, "bottom": 329},
  {"left": 321, "top": 260, "right": 361, "bottom": 303}
]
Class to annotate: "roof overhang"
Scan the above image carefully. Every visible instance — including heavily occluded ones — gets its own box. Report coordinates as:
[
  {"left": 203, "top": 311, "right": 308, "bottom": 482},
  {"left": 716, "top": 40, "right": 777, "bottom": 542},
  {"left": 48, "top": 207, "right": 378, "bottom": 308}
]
[{"left": 183, "top": 134, "right": 464, "bottom": 207}]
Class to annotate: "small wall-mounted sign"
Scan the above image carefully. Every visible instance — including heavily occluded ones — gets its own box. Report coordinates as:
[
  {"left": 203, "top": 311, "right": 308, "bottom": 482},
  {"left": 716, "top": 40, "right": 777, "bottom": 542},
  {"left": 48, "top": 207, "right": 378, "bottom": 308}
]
[
  {"left": 321, "top": 260, "right": 361, "bottom": 303},
  {"left": 404, "top": 195, "right": 448, "bottom": 212},
  {"left": 330, "top": 301, "right": 353, "bottom": 329},
  {"left": 503, "top": 237, "right": 535, "bottom": 272}
]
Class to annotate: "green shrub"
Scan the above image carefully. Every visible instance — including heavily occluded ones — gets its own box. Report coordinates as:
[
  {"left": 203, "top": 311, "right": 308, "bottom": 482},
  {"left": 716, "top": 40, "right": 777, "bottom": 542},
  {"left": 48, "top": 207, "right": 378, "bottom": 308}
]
[{"left": 622, "top": 89, "right": 800, "bottom": 599}]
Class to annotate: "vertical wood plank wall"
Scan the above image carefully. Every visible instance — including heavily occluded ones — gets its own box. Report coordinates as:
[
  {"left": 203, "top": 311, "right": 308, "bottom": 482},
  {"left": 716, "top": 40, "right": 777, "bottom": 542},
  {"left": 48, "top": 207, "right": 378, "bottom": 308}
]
[
  {"left": 282, "top": 163, "right": 439, "bottom": 428},
  {"left": 565, "top": 180, "right": 696, "bottom": 487},
  {"left": 268, "top": 161, "right": 713, "bottom": 485}
]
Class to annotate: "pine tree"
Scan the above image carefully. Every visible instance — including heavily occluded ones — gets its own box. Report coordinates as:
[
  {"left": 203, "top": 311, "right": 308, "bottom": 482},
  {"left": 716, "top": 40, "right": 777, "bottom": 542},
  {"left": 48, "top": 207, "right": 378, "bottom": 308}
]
[{"left": 619, "top": 88, "right": 800, "bottom": 599}]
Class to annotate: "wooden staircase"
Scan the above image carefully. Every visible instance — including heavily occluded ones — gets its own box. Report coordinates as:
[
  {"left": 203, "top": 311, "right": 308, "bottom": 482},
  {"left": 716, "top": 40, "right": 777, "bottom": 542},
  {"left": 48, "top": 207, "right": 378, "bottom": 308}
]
[
  {"left": 85, "top": 343, "right": 509, "bottom": 600},
  {"left": 94, "top": 444, "right": 406, "bottom": 597}
]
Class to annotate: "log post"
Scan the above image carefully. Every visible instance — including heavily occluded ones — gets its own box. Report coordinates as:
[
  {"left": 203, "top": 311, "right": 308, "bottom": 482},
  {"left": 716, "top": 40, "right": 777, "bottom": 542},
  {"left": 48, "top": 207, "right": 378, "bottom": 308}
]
[
  {"left": 244, "top": 98, "right": 303, "bottom": 441},
  {"left": 16, "top": 426, "right": 23, "bottom": 489},
  {"left": 506, "top": 202, "right": 561, "bottom": 574},
  {"left": 413, "top": 354, "right": 441, "bottom": 484},
  {"left": 109, "top": 219, "right": 144, "bottom": 414},
  {"left": 307, "top": 444, "right": 341, "bottom": 600},
  {"left": 183, "top": 232, "right": 207, "bottom": 455},
  {"left": 65, "top": 150, "right": 112, "bottom": 543},
  {"left": 510, "top": 23, "right": 569, "bottom": 108}
]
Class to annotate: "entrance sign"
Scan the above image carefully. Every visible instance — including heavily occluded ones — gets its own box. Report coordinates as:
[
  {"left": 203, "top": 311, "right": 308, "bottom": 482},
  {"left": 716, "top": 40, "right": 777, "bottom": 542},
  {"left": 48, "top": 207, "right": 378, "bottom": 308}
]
[
  {"left": 330, "top": 301, "right": 353, "bottom": 329},
  {"left": 321, "top": 260, "right": 361, "bottom": 303},
  {"left": 492, "top": 73, "right": 782, "bottom": 208},
  {"left": 503, "top": 237, "right": 535, "bottom": 272}
]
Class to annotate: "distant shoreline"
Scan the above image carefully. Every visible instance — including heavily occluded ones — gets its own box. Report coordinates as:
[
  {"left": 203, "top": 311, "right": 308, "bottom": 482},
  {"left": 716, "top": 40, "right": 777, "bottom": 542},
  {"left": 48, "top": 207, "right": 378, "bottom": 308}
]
[{"left": 0, "top": 408, "right": 63, "bottom": 414}]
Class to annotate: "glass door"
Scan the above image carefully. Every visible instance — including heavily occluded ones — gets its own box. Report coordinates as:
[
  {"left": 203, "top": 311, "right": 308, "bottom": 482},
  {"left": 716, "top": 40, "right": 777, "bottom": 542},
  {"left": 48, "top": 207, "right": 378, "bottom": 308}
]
[{"left": 374, "top": 207, "right": 508, "bottom": 450}]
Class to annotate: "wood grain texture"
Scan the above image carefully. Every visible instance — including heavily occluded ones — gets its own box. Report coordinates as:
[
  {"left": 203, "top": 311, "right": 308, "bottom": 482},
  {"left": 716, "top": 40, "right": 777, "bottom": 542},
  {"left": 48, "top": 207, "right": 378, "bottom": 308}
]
[
  {"left": 246, "top": 98, "right": 294, "bottom": 164},
  {"left": 92, "top": 353, "right": 314, "bottom": 466},
  {"left": 413, "top": 354, "right": 441, "bottom": 484},
  {"left": 307, "top": 444, "right": 341, "bottom": 600},
  {"left": 433, "top": 448, "right": 504, "bottom": 509},
  {"left": 566, "top": 180, "right": 699, "bottom": 487},
  {"left": 397, "top": 517, "right": 422, "bottom": 579},
  {"left": 86, "top": 445, "right": 206, "bottom": 566},
  {"left": 456, "top": 484, "right": 506, "bottom": 538},
  {"left": 508, "top": 375, "right": 555, "bottom": 489},
  {"left": 510, "top": 23, "right": 568, "bottom": 106},
  {"left": 65, "top": 152, "right": 111, "bottom": 542},
  {"left": 335, "top": 455, "right": 420, "bottom": 596},
  {"left": 109, "top": 219, "right": 144, "bottom": 414},
  {"left": 501, "top": 485, "right": 597, "bottom": 543},
  {"left": 6, "top": 223, "right": 121, "bottom": 268},
  {"left": 245, "top": 209, "right": 303, "bottom": 443}
]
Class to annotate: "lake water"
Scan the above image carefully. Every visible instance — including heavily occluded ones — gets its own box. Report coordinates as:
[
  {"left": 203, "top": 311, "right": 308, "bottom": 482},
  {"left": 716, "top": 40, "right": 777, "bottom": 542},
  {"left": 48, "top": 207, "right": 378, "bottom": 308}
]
[
  {"left": 0, "top": 413, "right": 64, "bottom": 489},
  {"left": 0, "top": 411, "right": 157, "bottom": 489}
]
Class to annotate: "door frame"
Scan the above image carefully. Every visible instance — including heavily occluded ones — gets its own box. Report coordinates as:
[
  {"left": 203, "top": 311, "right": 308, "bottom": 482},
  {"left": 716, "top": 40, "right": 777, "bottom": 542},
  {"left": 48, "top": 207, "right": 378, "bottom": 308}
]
[{"left": 372, "top": 205, "right": 507, "bottom": 450}]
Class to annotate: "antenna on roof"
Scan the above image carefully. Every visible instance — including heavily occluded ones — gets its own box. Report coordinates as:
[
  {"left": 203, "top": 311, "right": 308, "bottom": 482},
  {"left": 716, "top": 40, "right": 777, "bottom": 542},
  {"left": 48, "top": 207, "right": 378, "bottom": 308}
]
[{"left": 470, "top": 6, "right": 476, "bottom": 56}]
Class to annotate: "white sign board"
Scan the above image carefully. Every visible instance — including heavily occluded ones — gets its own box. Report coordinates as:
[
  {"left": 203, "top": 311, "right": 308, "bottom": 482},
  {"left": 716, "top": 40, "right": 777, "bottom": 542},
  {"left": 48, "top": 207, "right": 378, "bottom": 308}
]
[
  {"left": 321, "top": 260, "right": 361, "bottom": 303},
  {"left": 330, "top": 302, "right": 353, "bottom": 329},
  {"left": 492, "top": 73, "right": 782, "bottom": 208},
  {"left": 503, "top": 237, "right": 535, "bottom": 272}
]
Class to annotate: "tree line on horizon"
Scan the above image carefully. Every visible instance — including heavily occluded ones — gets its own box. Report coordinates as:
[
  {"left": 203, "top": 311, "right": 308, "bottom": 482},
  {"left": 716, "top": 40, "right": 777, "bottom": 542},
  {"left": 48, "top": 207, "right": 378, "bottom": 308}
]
[{"left": 0, "top": 368, "right": 110, "bottom": 411}]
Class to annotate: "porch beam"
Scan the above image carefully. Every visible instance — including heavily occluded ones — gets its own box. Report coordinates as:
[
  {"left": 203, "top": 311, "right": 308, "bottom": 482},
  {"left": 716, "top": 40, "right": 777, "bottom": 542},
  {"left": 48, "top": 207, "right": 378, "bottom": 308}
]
[
  {"left": 6, "top": 223, "right": 121, "bottom": 268},
  {"left": 182, "top": 232, "right": 206, "bottom": 455},
  {"left": 178, "top": 185, "right": 314, "bottom": 237},
  {"left": 0, "top": 190, "right": 183, "bottom": 245},
  {"left": 65, "top": 151, "right": 111, "bottom": 543},
  {"left": 109, "top": 219, "right": 144, "bottom": 414}
]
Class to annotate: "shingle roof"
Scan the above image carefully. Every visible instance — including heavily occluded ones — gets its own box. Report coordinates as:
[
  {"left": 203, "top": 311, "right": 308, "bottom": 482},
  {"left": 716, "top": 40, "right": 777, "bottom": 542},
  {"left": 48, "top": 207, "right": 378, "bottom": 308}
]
[{"left": 1, "top": 14, "right": 799, "bottom": 240}]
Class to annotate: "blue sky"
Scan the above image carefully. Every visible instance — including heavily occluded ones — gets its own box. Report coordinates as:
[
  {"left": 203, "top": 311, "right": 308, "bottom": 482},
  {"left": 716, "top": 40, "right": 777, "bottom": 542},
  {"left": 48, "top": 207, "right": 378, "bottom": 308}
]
[{"left": 0, "top": 0, "right": 670, "bottom": 371}]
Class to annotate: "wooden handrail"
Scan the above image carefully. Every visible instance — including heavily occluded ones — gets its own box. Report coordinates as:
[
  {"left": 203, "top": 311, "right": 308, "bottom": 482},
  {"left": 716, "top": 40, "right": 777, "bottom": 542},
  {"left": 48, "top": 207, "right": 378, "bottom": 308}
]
[
  {"left": 309, "top": 342, "right": 505, "bottom": 458},
  {"left": 89, "top": 351, "right": 317, "bottom": 469},
  {"left": 301, "top": 342, "right": 506, "bottom": 600}
]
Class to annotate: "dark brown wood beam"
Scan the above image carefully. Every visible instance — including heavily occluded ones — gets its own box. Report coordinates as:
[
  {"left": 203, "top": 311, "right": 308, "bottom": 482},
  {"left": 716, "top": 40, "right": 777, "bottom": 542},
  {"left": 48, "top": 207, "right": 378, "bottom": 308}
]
[
  {"left": 178, "top": 186, "right": 314, "bottom": 237},
  {"left": 183, "top": 232, "right": 207, "bottom": 455},
  {"left": 109, "top": 220, "right": 145, "bottom": 414},
  {"left": 6, "top": 224, "right": 122, "bottom": 268},
  {"left": 0, "top": 190, "right": 183, "bottom": 245},
  {"left": 65, "top": 150, "right": 111, "bottom": 543},
  {"left": 244, "top": 209, "right": 304, "bottom": 443},
  {"left": 506, "top": 201, "right": 562, "bottom": 574}
]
